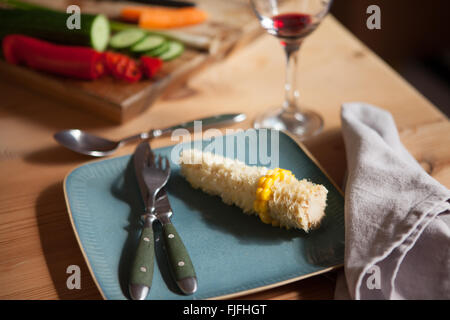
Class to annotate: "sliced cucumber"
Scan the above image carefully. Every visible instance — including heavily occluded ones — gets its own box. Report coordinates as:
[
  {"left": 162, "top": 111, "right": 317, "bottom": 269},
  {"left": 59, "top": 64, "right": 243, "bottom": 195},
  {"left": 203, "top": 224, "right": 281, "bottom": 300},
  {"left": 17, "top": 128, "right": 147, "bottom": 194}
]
[
  {"left": 145, "top": 41, "right": 170, "bottom": 57},
  {"left": 91, "top": 15, "right": 110, "bottom": 52},
  {"left": 131, "top": 35, "right": 165, "bottom": 53},
  {"left": 109, "top": 29, "right": 146, "bottom": 49},
  {"left": 158, "top": 41, "right": 184, "bottom": 61}
]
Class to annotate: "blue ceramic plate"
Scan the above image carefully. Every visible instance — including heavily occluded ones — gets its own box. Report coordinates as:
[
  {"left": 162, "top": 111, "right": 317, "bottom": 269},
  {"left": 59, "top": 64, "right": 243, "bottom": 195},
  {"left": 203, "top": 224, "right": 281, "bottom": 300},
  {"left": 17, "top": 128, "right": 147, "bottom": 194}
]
[{"left": 64, "top": 129, "right": 345, "bottom": 300}]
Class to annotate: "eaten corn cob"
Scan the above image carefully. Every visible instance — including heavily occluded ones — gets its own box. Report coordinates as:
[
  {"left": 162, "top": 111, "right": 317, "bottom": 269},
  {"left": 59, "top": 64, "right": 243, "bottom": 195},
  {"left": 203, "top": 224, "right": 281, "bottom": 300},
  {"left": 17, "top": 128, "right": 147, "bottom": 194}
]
[{"left": 179, "top": 149, "right": 328, "bottom": 232}]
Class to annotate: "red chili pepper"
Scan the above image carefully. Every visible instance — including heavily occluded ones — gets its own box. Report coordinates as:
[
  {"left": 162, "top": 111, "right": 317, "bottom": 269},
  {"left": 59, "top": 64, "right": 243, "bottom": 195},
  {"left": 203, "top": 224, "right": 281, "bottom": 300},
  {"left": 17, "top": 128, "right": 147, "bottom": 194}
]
[
  {"left": 123, "top": 60, "right": 142, "bottom": 83},
  {"left": 140, "top": 56, "right": 163, "bottom": 79},
  {"left": 112, "top": 56, "right": 129, "bottom": 79},
  {"left": 103, "top": 52, "right": 142, "bottom": 83},
  {"left": 2, "top": 35, "right": 20, "bottom": 64},
  {"left": 2, "top": 35, "right": 104, "bottom": 80},
  {"left": 103, "top": 52, "right": 122, "bottom": 76}
]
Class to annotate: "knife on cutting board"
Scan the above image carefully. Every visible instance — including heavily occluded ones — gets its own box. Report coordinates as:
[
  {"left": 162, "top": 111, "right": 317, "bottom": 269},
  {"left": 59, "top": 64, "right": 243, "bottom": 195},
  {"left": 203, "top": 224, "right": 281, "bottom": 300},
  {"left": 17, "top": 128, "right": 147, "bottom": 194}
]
[{"left": 111, "top": 0, "right": 196, "bottom": 8}]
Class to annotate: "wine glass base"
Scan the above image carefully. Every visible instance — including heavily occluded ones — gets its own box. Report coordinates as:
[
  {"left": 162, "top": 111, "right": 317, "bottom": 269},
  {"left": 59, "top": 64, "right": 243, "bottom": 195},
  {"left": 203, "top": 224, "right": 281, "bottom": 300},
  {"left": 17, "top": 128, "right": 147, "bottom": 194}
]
[{"left": 253, "top": 107, "right": 323, "bottom": 141}]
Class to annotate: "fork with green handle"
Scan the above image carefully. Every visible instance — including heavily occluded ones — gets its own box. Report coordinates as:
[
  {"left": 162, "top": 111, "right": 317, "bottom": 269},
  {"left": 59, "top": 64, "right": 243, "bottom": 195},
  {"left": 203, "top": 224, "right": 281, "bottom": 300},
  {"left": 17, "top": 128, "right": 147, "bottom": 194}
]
[
  {"left": 149, "top": 149, "right": 197, "bottom": 294},
  {"left": 155, "top": 186, "right": 197, "bottom": 294}
]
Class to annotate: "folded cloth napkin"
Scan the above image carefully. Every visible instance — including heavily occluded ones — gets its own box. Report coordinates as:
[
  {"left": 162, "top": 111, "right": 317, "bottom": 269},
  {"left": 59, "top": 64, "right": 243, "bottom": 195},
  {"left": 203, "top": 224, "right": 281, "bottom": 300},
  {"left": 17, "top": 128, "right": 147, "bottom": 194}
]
[{"left": 334, "top": 102, "right": 450, "bottom": 300}]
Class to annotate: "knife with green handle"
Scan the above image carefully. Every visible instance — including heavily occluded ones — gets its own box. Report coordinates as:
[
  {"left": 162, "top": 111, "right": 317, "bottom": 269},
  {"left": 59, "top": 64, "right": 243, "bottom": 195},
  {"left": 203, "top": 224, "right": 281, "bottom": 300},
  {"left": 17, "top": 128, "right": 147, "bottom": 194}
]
[
  {"left": 129, "top": 215, "right": 155, "bottom": 300},
  {"left": 129, "top": 142, "right": 158, "bottom": 300}
]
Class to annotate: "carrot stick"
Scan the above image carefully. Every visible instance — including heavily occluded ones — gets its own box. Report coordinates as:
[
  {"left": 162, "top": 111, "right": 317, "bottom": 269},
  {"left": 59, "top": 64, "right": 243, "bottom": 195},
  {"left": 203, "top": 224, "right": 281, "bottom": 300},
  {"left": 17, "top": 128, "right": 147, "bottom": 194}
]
[
  {"left": 120, "top": 6, "right": 144, "bottom": 22},
  {"left": 120, "top": 6, "right": 207, "bottom": 29}
]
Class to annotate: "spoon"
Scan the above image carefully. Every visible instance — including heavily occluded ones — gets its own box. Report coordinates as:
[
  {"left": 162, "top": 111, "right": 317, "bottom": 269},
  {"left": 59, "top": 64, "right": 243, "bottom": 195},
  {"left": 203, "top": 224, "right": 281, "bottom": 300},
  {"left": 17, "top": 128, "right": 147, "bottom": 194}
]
[{"left": 54, "top": 113, "right": 246, "bottom": 157}]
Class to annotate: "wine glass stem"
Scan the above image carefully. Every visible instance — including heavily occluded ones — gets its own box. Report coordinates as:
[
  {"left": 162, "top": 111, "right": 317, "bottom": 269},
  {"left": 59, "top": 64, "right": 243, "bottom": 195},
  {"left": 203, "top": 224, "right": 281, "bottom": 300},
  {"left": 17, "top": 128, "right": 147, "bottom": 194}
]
[{"left": 283, "top": 43, "right": 302, "bottom": 114}]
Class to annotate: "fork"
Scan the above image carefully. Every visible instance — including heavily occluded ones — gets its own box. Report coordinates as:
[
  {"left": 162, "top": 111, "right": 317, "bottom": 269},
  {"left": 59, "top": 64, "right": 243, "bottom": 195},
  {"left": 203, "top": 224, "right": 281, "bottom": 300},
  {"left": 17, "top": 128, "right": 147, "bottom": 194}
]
[
  {"left": 142, "top": 154, "right": 171, "bottom": 215},
  {"left": 153, "top": 159, "right": 198, "bottom": 295}
]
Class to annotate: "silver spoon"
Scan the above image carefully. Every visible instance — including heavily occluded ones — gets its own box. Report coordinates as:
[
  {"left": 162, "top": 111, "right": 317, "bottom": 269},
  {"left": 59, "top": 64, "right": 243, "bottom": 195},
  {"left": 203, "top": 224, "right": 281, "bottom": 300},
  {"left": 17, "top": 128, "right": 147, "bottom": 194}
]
[{"left": 54, "top": 113, "right": 246, "bottom": 157}]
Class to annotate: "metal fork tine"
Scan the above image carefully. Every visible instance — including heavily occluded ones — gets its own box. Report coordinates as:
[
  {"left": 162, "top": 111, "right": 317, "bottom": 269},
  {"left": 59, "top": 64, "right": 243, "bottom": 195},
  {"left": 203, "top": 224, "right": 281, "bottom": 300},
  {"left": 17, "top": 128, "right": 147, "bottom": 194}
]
[{"left": 142, "top": 156, "right": 171, "bottom": 213}]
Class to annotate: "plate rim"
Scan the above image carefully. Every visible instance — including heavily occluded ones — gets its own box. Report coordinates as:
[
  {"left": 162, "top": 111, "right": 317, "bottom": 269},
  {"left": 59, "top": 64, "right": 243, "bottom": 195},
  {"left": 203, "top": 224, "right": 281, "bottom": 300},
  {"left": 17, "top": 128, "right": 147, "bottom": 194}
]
[{"left": 63, "top": 129, "right": 344, "bottom": 300}]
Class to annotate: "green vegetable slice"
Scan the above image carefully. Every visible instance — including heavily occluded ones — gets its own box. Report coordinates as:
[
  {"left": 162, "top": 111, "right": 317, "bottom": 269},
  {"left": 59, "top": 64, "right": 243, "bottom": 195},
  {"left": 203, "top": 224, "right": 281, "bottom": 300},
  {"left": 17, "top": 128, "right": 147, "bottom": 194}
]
[
  {"left": 158, "top": 41, "right": 184, "bottom": 61},
  {"left": 131, "top": 35, "right": 165, "bottom": 53},
  {"left": 144, "top": 41, "right": 170, "bottom": 57},
  {"left": 109, "top": 29, "right": 146, "bottom": 49},
  {"left": 90, "top": 15, "right": 110, "bottom": 52}
]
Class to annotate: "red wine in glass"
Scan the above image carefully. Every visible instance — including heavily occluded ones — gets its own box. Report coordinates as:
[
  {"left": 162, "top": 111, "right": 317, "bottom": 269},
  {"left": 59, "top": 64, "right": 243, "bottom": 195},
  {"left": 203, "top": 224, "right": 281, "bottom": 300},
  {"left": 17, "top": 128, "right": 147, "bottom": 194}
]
[
  {"left": 269, "top": 13, "right": 316, "bottom": 43},
  {"left": 250, "top": 0, "right": 332, "bottom": 140}
]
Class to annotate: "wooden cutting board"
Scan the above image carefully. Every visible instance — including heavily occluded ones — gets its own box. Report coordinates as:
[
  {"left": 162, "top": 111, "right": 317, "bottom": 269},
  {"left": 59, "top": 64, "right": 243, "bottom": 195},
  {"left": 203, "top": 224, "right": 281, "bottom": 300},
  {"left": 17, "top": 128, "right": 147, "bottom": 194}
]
[{"left": 0, "top": 0, "right": 263, "bottom": 123}]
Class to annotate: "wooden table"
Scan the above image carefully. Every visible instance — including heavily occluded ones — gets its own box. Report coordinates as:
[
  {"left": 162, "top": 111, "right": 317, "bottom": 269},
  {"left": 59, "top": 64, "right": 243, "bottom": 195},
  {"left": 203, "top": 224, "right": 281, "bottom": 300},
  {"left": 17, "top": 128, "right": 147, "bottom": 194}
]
[{"left": 0, "top": 16, "right": 448, "bottom": 300}]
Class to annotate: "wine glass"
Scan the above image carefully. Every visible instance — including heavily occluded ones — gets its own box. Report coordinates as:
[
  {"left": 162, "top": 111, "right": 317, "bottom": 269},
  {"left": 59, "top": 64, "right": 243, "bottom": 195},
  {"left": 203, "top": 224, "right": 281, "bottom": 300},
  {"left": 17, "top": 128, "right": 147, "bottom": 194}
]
[{"left": 250, "top": 0, "right": 333, "bottom": 140}]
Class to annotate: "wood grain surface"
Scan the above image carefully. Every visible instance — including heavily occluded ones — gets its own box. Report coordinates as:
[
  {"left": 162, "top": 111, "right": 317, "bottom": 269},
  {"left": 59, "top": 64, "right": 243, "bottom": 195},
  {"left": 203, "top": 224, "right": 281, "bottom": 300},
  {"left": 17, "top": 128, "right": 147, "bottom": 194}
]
[{"left": 0, "top": 15, "right": 448, "bottom": 300}]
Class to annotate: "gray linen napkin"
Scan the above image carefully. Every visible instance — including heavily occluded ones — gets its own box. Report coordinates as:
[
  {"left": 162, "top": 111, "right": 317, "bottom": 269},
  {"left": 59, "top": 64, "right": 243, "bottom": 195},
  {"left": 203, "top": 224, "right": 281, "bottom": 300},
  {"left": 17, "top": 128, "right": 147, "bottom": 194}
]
[{"left": 334, "top": 102, "right": 450, "bottom": 300}]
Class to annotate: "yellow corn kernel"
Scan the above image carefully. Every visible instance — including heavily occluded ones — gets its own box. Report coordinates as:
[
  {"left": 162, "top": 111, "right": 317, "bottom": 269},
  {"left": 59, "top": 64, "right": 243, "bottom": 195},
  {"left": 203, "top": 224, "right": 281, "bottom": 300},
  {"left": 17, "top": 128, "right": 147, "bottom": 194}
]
[
  {"left": 259, "top": 201, "right": 268, "bottom": 212},
  {"left": 254, "top": 168, "right": 295, "bottom": 227},
  {"left": 259, "top": 188, "right": 271, "bottom": 201},
  {"left": 263, "top": 178, "right": 274, "bottom": 189},
  {"left": 253, "top": 200, "right": 267, "bottom": 213},
  {"left": 258, "top": 177, "right": 267, "bottom": 187},
  {"left": 259, "top": 211, "right": 272, "bottom": 224},
  {"left": 255, "top": 187, "right": 264, "bottom": 198}
]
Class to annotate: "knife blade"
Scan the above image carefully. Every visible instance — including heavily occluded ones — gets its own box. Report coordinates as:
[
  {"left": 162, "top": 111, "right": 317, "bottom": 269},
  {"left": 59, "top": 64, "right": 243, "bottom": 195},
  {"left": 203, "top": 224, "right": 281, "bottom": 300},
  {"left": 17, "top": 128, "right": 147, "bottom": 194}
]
[
  {"left": 129, "top": 141, "right": 156, "bottom": 300},
  {"left": 134, "top": 142, "right": 153, "bottom": 211},
  {"left": 150, "top": 113, "right": 246, "bottom": 138},
  {"left": 121, "top": 0, "right": 196, "bottom": 8}
]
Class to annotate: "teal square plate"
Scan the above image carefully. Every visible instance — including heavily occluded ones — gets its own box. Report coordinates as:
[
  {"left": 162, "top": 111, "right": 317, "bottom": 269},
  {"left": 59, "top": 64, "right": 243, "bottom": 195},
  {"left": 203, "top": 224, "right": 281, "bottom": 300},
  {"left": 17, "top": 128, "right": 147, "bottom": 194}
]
[{"left": 64, "top": 129, "right": 345, "bottom": 300}]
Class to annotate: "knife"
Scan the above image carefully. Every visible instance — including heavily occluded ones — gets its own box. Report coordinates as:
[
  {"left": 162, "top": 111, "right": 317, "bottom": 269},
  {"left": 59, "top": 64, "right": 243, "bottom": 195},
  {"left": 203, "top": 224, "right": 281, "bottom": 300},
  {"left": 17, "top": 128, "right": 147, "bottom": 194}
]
[
  {"left": 155, "top": 188, "right": 197, "bottom": 295},
  {"left": 120, "top": 0, "right": 196, "bottom": 8},
  {"left": 129, "top": 142, "right": 157, "bottom": 300},
  {"left": 148, "top": 113, "right": 247, "bottom": 139}
]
